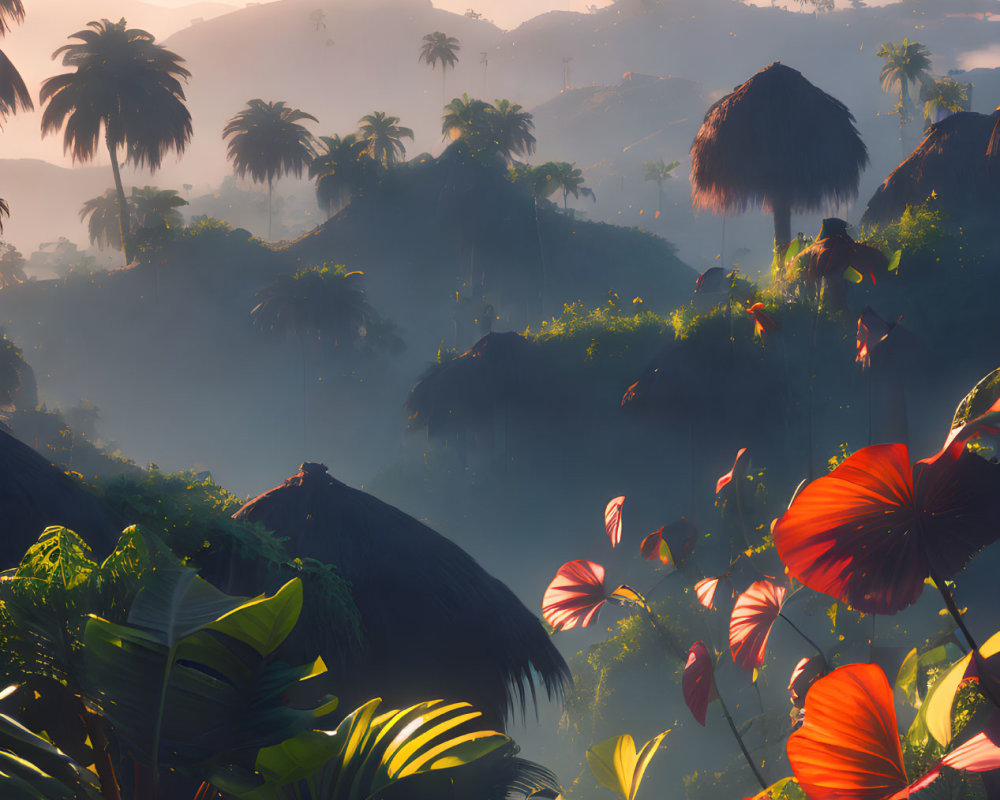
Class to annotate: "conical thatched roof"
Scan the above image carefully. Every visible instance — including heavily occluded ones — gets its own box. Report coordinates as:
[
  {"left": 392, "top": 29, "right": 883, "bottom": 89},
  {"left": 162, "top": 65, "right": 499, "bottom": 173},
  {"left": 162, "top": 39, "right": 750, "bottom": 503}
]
[
  {"left": 233, "top": 462, "right": 570, "bottom": 730},
  {"left": 690, "top": 62, "right": 868, "bottom": 214},
  {"left": 863, "top": 110, "right": 1000, "bottom": 226},
  {"left": 0, "top": 428, "right": 116, "bottom": 564}
]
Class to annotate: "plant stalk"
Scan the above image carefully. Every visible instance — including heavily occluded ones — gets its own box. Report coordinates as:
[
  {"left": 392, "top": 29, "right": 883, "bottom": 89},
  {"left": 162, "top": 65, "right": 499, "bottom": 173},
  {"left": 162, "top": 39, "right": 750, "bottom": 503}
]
[
  {"left": 716, "top": 683, "right": 767, "bottom": 790},
  {"left": 83, "top": 711, "right": 122, "bottom": 800},
  {"left": 779, "top": 612, "right": 824, "bottom": 658},
  {"left": 639, "top": 604, "right": 685, "bottom": 663}
]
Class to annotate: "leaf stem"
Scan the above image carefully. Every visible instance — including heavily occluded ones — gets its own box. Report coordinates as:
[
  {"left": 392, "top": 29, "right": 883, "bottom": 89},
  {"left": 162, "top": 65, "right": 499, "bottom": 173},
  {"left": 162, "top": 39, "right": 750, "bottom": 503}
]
[
  {"left": 778, "top": 612, "right": 824, "bottom": 658},
  {"left": 715, "top": 683, "right": 767, "bottom": 790}
]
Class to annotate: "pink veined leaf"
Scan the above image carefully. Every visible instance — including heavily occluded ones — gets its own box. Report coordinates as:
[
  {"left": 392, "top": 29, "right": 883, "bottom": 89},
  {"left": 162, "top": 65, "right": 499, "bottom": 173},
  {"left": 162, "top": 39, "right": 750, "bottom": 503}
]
[
  {"left": 605, "top": 496, "right": 625, "bottom": 548},
  {"left": 682, "top": 641, "right": 718, "bottom": 726},
  {"left": 788, "top": 655, "right": 827, "bottom": 709},
  {"left": 542, "top": 560, "right": 641, "bottom": 631},
  {"left": 695, "top": 577, "right": 721, "bottom": 611},
  {"left": 640, "top": 519, "right": 697, "bottom": 567},
  {"left": 716, "top": 448, "right": 748, "bottom": 494},
  {"left": 729, "top": 580, "right": 787, "bottom": 670}
]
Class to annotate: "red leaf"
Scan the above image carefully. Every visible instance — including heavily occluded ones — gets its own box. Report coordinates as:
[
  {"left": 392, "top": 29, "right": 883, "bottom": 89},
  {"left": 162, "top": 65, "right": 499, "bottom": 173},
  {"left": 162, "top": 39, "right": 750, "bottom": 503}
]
[
  {"left": 695, "top": 577, "right": 721, "bottom": 611},
  {"left": 746, "top": 303, "right": 779, "bottom": 340},
  {"left": 605, "top": 496, "right": 625, "bottom": 548},
  {"left": 773, "top": 443, "right": 1000, "bottom": 614},
  {"left": 640, "top": 518, "right": 698, "bottom": 566},
  {"left": 716, "top": 448, "right": 748, "bottom": 494},
  {"left": 682, "top": 641, "right": 718, "bottom": 726},
  {"left": 729, "top": 580, "right": 786, "bottom": 670},
  {"left": 788, "top": 655, "right": 827, "bottom": 709},
  {"left": 542, "top": 560, "right": 611, "bottom": 631},
  {"left": 787, "top": 664, "right": 907, "bottom": 800}
]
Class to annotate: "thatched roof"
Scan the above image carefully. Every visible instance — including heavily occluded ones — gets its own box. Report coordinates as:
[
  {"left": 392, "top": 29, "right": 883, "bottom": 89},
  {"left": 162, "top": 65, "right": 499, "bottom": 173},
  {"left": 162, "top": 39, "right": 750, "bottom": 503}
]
[
  {"left": 233, "top": 462, "right": 570, "bottom": 731},
  {"left": 0, "top": 428, "right": 116, "bottom": 564},
  {"left": 863, "top": 110, "right": 1000, "bottom": 226},
  {"left": 406, "top": 332, "right": 551, "bottom": 439},
  {"left": 690, "top": 63, "right": 868, "bottom": 214}
]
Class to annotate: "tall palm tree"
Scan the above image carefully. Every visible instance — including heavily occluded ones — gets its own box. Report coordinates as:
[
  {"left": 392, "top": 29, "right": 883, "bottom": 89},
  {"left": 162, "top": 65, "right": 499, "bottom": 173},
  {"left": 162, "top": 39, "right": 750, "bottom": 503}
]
[
  {"left": 488, "top": 99, "right": 535, "bottom": 163},
  {"left": 922, "top": 77, "right": 969, "bottom": 125},
  {"left": 357, "top": 111, "right": 413, "bottom": 168},
  {"left": 877, "top": 40, "right": 932, "bottom": 147},
  {"left": 309, "top": 133, "right": 375, "bottom": 217},
  {"left": 223, "top": 99, "right": 318, "bottom": 239},
  {"left": 441, "top": 94, "right": 495, "bottom": 159},
  {"left": 81, "top": 186, "right": 187, "bottom": 250},
  {"left": 690, "top": 63, "right": 867, "bottom": 260},
  {"left": 419, "top": 32, "right": 460, "bottom": 103},
  {"left": 40, "top": 19, "right": 191, "bottom": 263},
  {"left": 643, "top": 158, "right": 680, "bottom": 216},
  {"left": 535, "top": 162, "right": 595, "bottom": 210},
  {"left": 0, "top": 0, "right": 35, "bottom": 230}
]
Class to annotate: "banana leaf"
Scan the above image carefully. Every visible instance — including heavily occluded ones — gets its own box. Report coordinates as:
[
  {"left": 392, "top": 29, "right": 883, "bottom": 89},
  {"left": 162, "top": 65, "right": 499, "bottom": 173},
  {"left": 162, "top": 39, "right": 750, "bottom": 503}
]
[{"left": 0, "top": 712, "right": 101, "bottom": 800}]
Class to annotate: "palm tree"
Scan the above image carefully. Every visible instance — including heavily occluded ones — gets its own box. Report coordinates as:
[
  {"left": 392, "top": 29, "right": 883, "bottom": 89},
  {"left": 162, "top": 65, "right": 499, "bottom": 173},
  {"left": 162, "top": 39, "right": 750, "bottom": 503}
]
[
  {"left": 223, "top": 99, "right": 318, "bottom": 239},
  {"left": 357, "top": 111, "right": 413, "bottom": 168},
  {"left": 0, "top": 0, "right": 33, "bottom": 230},
  {"left": 309, "top": 133, "right": 375, "bottom": 217},
  {"left": 40, "top": 19, "right": 191, "bottom": 263},
  {"left": 690, "top": 63, "right": 867, "bottom": 260},
  {"left": 80, "top": 190, "right": 126, "bottom": 250},
  {"left": 419, "top": 32, "right": 460, "bottom": 103},
  {"left": 535, "top": 162, "right": 595, "bottom": 210},
  {"left": 488, "top": 99, "right": 535, "bottom": 163},
  {"left": 130, "top": 186, "right": 187, "bottom": 230},
  {"left": 441, "top": 94, "right": 495, "bottom": 158},
  {"left": 877, "top": 40, "right": 932, "bottom": 147},
  {"left": 643, "top": 158, "right": 680, "bottom": 216},
  {"left": 922, "top": 77, "right": 969, "bottom": 125}
]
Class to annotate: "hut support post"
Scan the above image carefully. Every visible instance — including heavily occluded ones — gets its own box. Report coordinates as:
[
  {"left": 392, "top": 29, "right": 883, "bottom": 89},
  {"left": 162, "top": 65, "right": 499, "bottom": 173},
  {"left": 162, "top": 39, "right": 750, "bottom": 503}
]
[{"left": 772, "top": 199, "right": 792, "bottom": 265}]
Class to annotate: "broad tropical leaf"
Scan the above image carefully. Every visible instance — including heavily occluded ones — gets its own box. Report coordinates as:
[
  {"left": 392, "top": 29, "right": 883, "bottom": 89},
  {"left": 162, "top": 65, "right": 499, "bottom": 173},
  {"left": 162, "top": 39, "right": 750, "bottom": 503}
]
[
  {"left": 0, "top": 711, "right": 101, "bottom": 799},
  {"left": 228, "top": 698, "right": 509, "bottom": 800},
  {"left": 81, "top": 575, "right": 332, "bottom": 772},
  {"left": 716, "top": 448, "right": 747, "bottom": 494},
  {"left": 682, "top": 642, "right": 717, "bottom": 726},
  {"left": 694, "top": 577, "right": 721, "bottom": 611},
  {"left": 787, "top": 664, "right": 907, "bottom": 800},
  {"left": 789, "top": 664, "right": 1000, "bottom": 800},
  {"left": 922, "top": 629, "right": 1000, "bottom": 747},
  {"left": 586, "top": 730, "right": 669, "bottom": 800},
  {"left": 605, "top": 496, "right": 624, "bottom": 547},
  {"left": 729, "top": 581, "right": 786, "bottom": 670},
  {"left": 773, "top": 443, "right": 1000, "bottom": 614},
  {"left": 542, "top": 561, "right": 640, "bottom": 631}
]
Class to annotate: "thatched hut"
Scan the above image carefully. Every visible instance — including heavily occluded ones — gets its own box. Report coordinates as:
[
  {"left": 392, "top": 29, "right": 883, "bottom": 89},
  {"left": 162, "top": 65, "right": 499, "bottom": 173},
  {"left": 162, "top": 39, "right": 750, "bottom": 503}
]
[
  {"left": 690, "top": 63, "right": 868, "bottom": 254},
  {"left": 406, "top": 332, "right": 556, "bottom": 451},
  {"left": 233, "top": 462, "right": 570, "bottom": 731},
  {"left": 0, "top": 428, "right": 116, "bottom": 563},
  {"left": 863, "top": 110, "right": 1000, "bottom": 226}
]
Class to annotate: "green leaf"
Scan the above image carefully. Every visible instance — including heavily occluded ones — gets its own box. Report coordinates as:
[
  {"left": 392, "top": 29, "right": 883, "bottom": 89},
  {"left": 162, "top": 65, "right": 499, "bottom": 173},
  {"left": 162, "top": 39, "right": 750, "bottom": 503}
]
[
  {"left": 922, "top": 630, "right": 1000, "bottom": 747},
  {"left": 586, "top": 730, "right": 669, "bottom": 800},
  {"left": 951, "top": 367, "right": 1000, "bottom": 431},
  {"left": 843, "top": 266, "right": 863, "bottom": 283},
  {"left": 887, "top": 249, "right": 902, "bottom": 272},
  {"left": 0, "top": 713, "right": 101, "bottom": 800},
  {"left": 206, "top": 578, "right": 303, "bottom": 657}
]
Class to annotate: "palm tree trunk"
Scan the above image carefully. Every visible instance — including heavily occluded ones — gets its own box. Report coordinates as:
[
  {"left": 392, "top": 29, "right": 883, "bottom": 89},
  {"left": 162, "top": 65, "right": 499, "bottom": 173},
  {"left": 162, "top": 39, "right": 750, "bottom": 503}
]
[
  {"left": 442, "top": 67, "right": 447, "bottom": 106},
  {"left": 106, "top": 130, "right": 131, "bottom": 263},
  {"left": 267, "top": 176, "right": 273, "bottom": 241}
]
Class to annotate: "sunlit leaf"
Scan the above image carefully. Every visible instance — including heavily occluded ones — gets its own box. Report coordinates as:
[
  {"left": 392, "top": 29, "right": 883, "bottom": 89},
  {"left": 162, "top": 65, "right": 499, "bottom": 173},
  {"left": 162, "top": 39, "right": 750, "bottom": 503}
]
[
  {"left": 682, "top": 642, "right": 717, "bottom": 726},
  {"left": 716, "top": 448, "right": 748, "bottom": 494},
  {"left": 586, "top": 729, "right": 669, "bottom": 800},
  {"left": 729, "top": 581, "right": 786, "bottom": 670},
  {"left": 843, "top": 266, "right": 863, "bottom": 283},
  {"left": 543, "top": 561, "right": 635, "bottom": 631},
  {"left": 923, "top": 629, "right": 1000, "bottom": 747},
  {"left": 886, "top": 249, "right": 901, "bottom": 273},
  {"left": 788, "top": 655, "right": 826, "bottom": 710},
  {"left": 694, "top": 578, "right": 720, "bottom": 611},
  {"left": 773, "top": 443, "right": 1000, "bottom": 614},
  {"left": 746, "top": 303, "right": 779, "bottom": 341},
  {"left": 605, "top": 497, "right": 625, "bottom": 548},
  {"left": 787, "top": 664, "right": 907, "bottom": 800}
]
